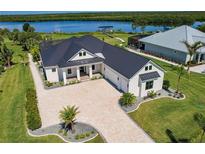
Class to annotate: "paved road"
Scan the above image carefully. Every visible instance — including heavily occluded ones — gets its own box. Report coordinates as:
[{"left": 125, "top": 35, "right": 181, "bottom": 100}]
[{"left": 28, "top": 54, "right": 153, "bottom": 143}]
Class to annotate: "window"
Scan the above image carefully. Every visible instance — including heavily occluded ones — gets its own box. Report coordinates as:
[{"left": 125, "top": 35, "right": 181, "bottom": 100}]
[
  {"left": 145, "top": 81, "right": 153, "bottom": 90},
  {"left": 92, "top": 65, "right": 95, "bottom": 70},
  {"left": 83, "top": 51, "right": 86, "bottom": 56},
  {"left": 117, "top": 77, "right": 119, "bottom": 80},
  {"left": 67, "top": 69, "right": 72, "bottom": 74},
  {"left": 149, "top": 65, "right": 152, "bottom": 70},
  {"left": 145, "top": 66, "right": 148, "bottom": 71},
  {"left": 52, "top": 68, "right": 56, "bottom": 72},
  {"left": 79, "top": 52, "right": 82, "bottom": 56}
]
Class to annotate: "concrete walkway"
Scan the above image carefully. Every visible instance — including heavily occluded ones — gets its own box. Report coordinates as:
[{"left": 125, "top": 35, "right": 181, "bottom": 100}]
[
  {"left": 28, "top": 54, "right": 153, "bottom": 143},
  {"left": 190, "top": 64, "right": 205, "bottom": 74}
]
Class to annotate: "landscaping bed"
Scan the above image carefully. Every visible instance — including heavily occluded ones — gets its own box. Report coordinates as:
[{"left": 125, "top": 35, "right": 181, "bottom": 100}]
[{"left": 29, "top": 122, "right": 100, "bottom": 143}]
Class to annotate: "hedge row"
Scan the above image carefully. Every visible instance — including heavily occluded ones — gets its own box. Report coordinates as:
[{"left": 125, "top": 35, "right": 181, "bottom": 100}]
[{"left": 25, "top": 88, "right": 42, "bottom": 130}]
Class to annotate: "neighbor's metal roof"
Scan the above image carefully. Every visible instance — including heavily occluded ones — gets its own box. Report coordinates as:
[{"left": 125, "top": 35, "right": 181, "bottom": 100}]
[{"left": 139, "top": 25, "right": 205, "bottom": 53}]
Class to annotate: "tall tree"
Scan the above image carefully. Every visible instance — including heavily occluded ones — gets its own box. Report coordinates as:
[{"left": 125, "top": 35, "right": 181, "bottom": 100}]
[
  {"left": 59, "top": 105, "right": 79, "bottom": 132},
  {"left": 183, "top": 41, "right": 205, "bottom": 72},
  {"left": 193, "top": 113, "right": 205, "bottom": 142},
  {"left": 0, "top": 44, "right": 13, "bottom": 68},
  {"left": 23, "top": 23, "right": 30, "bottom": 32}
]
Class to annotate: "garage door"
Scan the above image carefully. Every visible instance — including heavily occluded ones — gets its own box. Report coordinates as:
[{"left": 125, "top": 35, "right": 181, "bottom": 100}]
[{"left": 104, "top": 66, "right": 120, "bottom": 89}]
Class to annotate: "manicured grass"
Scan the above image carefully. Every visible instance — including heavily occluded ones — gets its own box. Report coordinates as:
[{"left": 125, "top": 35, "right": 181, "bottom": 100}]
[
  {"left": 128, "top": 57, "right": 205, "bottom": 143},
  {"left": 42, "top": 32, "right": 133, "bottom": 46},
  {"left": 85, "top": 135, "right": 105, "bottom": 143}
]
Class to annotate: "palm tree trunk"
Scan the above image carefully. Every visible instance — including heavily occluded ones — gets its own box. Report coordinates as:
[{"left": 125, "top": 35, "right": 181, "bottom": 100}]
[
  {"left": 176, "top": 75, "right": 181, "bottom": 93},
  {"left": 7, "top": 57, "right": 11, "bottom": 68},
  {"left": 187, "top": 56, "right": 192, "bottom": 72},
  {"left": 200, "top": 130, "right": 205, "bottom": 143}
]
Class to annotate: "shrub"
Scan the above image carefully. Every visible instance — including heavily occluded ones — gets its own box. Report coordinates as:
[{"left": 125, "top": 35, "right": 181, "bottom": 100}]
[
  {"left": 69, "top": 80, "right": 80, "bottom": 85},
  {"left": 163, "top": 80, "right": 170, "bottom": 90},
  {"left": 45, "top": 81, "right": 53, "bottom": 87},
  {"left": 0, "top": 65, "right": 4, "bottom": 75},
  {"left": 120, "top": 92, "right": 136, "bottom": 106},
  {"left": 147, "top": 90, "right": 157, "bottom": 98},
  {"left": 25, "top": 88, "right": 42, "bottom": 130}
]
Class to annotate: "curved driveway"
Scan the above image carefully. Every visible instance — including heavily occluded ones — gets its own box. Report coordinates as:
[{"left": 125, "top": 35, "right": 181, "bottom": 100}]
[{"left": 28, "top": 54, "right": 153, "bottom": 143}]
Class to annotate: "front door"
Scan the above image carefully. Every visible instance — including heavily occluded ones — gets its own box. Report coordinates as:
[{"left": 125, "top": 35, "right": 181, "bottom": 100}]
[{"left": 80, "top": 66, "right": 85, "bottom": 73}]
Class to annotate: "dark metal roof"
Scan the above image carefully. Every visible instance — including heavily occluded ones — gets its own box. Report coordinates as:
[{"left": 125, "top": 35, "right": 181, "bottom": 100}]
[
  {"left": 40, "top": 35, "right": 150, "bottom": 79},
  {"left": 65, "top": 57, "right": 104, "bottom": 67},
  {"left": 139, "top": 71, "right": 160, "bottom": 81}
]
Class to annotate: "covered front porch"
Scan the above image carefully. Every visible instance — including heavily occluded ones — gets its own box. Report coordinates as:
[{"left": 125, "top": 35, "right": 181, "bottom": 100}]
[{"left": 61, "top": 63, "right": 103, "bottom": 85}]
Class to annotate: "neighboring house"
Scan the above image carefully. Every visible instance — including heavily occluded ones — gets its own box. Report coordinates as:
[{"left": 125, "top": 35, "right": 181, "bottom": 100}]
[
  {"left": 139, "top": 25, "right": 205, "bottom": 64},
  {"left": 40, "top": 35, "right": 164, "bottom": 97}
]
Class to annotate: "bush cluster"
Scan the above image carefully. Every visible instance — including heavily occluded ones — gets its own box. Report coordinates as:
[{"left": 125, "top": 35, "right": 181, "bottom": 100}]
[
  {"left": 25, "top": 88, "right": 42, "bottom": 130},
  {"left": 75, "top": 131, "right": 95, "bottom": 140}
]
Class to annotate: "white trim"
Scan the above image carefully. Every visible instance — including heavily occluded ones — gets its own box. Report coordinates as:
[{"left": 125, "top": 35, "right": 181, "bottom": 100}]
[{"left": 67, "top": 48, "right": 98, "bottom": 62}]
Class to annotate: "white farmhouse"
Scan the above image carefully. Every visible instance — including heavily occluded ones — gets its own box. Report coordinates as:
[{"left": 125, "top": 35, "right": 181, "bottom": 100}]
[{"left": 40, "top": 35, "right": 164, "bottom": 97}]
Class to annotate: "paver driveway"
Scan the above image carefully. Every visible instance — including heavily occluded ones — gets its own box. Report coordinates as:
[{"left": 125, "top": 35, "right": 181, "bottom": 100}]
[{"left": 28, "top": 54, "right": 153, "bottom": 143}]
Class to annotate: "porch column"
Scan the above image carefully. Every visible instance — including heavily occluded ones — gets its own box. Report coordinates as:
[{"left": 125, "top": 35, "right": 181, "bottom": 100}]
[
  {"left": 77, "top": 67, "right": 80, "bottom": 81},
  {"left": 89, "top": 65, "right": 93, "bottom": 78},
  {"left": 198, "top": 53, "right": 201, "bottom": 63},
  {"left": 63, "top": 70, "right": 67, "bottom": 85}
]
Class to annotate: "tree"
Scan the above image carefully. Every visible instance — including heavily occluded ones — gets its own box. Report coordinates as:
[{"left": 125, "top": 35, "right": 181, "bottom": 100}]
[
  {"left": 23, "top": 23, "right": 30, "bottom": 32},
  {"left": 198, "top": 24, "right": 205, "bottom": 33},
  {"left": 175, "top": 65, "right": 185, "bottom": 93},
  {"left": 193, "top": 113, "right": 205, "bottom": 142},
  {"left": 0, "top": 36, "right": 4, "bottom": 45},
  {"left": 59, "top": 105, "right": 79, "bottom": 132},
  {"left": 30, "top": 45, "right": 40, "bottom": 62},
  {"left": 27, "top": 26, "right": 35, "bottom": 32},
  {"left": 18, "top": 53, "right": 27, "bottom": 66},
  {"left": 0, "top": 44, "right": 13, "bottom": 68},
  {"left": 120, "top": 92, "right": 136, "bottom": 106},
  {"left": 182, "top": 41, "right": 205, "bottom": 72}
]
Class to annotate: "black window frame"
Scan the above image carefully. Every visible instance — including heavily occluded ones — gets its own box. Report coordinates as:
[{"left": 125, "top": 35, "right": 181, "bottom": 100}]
[
  {"left": 52, "top": 68, "right": 56, "bottom": 72},
  {"left": 92, "top": 65, "right": 95, "bottom": 70},
  {"left": 149, "top": 65, "right": 152, "bottom": 70},
  {"left": 79, "top": 52, "right": 82, "bottom": 57},
  {"left": 145, "top": 80, "right": 154, "bottom": 90},
  {"left": 83, "top": 51, "right": 86, "bottom": 56},
  {"left": 145, "top": 66, "right": 148, "bottom": 71},
  {"left": 67, "top": 68, "right": 72, "bottom": 74}
]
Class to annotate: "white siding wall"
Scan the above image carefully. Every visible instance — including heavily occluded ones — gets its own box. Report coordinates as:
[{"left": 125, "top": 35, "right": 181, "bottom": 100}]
[
  {"left": 44, "top": 67, "right": 59, "bottom": 82},
  {"left": 128, "top": 61, "right": 164, "bottom": 97},
  {"left": 144, "top": 43, "right": 188, "bottom": 64},
  {"left": 71, "top": 49, "right": 94, "bottom": 61},
  {"left": 103, "top": 64, "right": 128, "bottom": 92}
]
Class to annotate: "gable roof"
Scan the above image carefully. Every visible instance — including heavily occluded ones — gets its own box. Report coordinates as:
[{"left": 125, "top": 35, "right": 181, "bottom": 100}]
[
  {"left": 139, "top": 25, "right": 205, "bottom": 53},
  {"left": 40, "top": 35, "right": 150, "bottom": 79}
]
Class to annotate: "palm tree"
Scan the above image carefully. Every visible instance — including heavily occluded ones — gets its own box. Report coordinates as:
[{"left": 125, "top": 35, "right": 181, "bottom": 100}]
[
  {"left": 59, "top": 105, "right": 79, "bottom": 132},
  {"left": 0, "top": 44, "right": 13, "bottom": 68},
  {"left": 182, "top": 41, "right": 205, "bottom": 72},
  {"left": 193, "top": 113, "right": 205, "bottom": 142},
  {"left": 175, "top": 65, "right": 185, "bottom": 93},
  {"left": 120, "top": 92, "right": 137, "bottom": 106}
]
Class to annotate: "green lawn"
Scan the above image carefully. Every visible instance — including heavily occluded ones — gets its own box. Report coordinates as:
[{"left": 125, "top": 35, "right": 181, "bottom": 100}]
[
  {"left": 0, "top": 39, "right": 105, "bottom": 143},
  {"left": 129, "top": 58, "right": 205, "bottom": 143},
  {"left": 42, "top": 32, "right": 133, "bottom": 46},
  {"left": 85, "top": 135, "right": 105, "bottom": 143}
]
